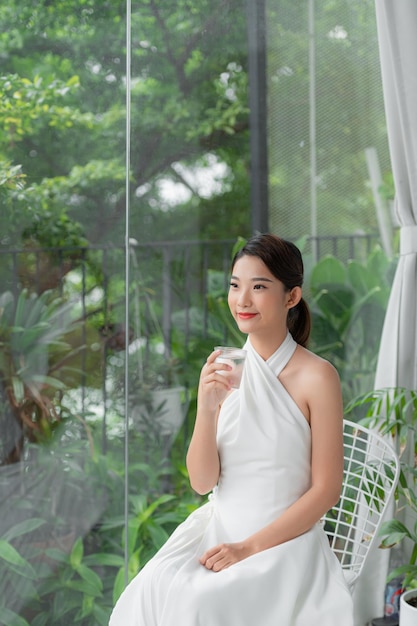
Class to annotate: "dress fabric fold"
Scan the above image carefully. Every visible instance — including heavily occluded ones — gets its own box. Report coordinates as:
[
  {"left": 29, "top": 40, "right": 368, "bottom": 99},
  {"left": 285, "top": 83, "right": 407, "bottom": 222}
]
[{"left": 109, "top": 333, "right": 353, "bottom": 625}]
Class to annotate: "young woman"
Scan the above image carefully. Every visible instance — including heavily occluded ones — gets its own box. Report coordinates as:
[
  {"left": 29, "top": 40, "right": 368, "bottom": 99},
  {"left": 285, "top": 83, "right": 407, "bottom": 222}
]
[{"left": 109, "top": 233, "right": 354, "bottom": 625}]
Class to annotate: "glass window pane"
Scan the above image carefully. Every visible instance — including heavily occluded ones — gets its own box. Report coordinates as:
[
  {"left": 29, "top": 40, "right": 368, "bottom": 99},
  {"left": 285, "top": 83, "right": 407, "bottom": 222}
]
[
  {"left": 266, "top": 0, "right": 394, "bottom": 406},
  {"left": 0, "top": 0, "right": 394, "bottom": 622},
  {"left": 1, "top": 1, "right": 250, "bottom": 623},
  {"left": 0, "top": 2, "right": 128, "bottom": 622},
  {"left": 267, "top": 0, "right": 391, "bottom": 250}
]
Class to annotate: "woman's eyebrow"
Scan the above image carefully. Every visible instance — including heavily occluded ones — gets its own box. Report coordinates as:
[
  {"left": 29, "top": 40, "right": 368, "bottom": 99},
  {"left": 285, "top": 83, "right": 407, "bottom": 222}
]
[{"left": 230, "top": 275, "right": 274, "bottom": 283}]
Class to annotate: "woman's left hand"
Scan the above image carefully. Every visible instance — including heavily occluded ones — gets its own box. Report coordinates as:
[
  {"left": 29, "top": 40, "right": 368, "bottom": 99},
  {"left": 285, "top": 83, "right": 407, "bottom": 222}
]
[{"left": 199, "top": 542, "right": 251, "bottom": 572}]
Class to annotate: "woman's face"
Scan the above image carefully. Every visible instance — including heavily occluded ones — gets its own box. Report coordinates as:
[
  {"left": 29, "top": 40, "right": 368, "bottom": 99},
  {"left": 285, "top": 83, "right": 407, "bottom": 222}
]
[{"left": 228, "top": 254, "right": 293, "bottom": 338}]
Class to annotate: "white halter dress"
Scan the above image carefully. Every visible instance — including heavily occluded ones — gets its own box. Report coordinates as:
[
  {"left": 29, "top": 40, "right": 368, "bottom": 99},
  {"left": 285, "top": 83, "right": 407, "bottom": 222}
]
[{"left": 109, "top": 334, "right": 353, "bottom": 625}]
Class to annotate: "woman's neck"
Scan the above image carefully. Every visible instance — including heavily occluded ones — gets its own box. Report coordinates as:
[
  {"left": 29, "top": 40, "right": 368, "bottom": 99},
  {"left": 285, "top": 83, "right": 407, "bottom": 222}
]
[{"left": 248, "top": 329, "right": 288, "bottom": 361}]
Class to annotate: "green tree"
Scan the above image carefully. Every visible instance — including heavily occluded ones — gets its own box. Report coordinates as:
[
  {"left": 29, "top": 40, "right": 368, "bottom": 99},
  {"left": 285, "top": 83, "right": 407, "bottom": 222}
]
[{"left": 0, "top": 0, "right": 251, "bottom": 249}]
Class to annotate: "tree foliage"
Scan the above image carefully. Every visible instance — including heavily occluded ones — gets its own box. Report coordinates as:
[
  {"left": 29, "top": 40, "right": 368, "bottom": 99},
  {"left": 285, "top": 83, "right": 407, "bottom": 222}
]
[
  {"left": 0, "top": 0, "right": 390, "bottom": 251},
  {"left": 0, "top": 0, "right": 251, "bottom": 249}
]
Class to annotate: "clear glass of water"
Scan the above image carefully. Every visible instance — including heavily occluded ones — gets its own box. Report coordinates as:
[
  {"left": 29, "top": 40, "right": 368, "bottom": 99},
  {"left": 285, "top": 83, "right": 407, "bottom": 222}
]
[{"left": 214, "top": 346, "right": 247, "bottom": 389}]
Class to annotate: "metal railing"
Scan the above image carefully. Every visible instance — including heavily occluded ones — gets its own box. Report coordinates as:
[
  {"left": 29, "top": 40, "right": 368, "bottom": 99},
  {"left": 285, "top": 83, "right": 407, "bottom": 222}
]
[
  {"left": 0, "top": 232, "right": 381, "bottom": 351},
  {"left": 0, "top": 232, "right": 382, "bottom": 448}
]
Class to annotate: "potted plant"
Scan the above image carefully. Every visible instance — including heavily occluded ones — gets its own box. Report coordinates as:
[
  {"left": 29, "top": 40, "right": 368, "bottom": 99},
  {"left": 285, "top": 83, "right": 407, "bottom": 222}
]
[
  {"left": 128, "top": 341, "right": 188, "bottom": 439},
  {"left": 399, "top": 590, "right": 417, "bottom": 625},
  {"left": 0, "top": 287, "right": 100, "bottom": 552},
  {"left": 347, "top": 387, "right": 417, "bottom": 623},
  {"left": 0, "top": 288, "right": 84, "bottom": 465},
  {"left": 0, "top": 286, "right": 98, "bottom": 515}
]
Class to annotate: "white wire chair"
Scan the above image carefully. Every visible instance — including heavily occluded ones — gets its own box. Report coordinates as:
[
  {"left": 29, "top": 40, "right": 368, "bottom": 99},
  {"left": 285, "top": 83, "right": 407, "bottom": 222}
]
[{"left": 322, "top": 419, "right": 400, "bottom": 592}]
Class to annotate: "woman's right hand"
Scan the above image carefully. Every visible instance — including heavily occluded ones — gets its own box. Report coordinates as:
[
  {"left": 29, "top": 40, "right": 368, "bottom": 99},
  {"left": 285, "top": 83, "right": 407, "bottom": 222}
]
[
  {"left": 197, "top": 349, "right": 232, "bottom": 413},
  {"left": 187, "top": 350, "right": 230, "bottom": 494}
]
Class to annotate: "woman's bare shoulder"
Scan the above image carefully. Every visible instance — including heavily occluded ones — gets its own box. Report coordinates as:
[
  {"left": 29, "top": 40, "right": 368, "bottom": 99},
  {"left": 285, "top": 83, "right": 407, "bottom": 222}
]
[
  {"left": 292, "top": 345, "right": 340, "bottom": 385},
  {"left": 280, "top": 345, "right": 341, "bottom": 424}
]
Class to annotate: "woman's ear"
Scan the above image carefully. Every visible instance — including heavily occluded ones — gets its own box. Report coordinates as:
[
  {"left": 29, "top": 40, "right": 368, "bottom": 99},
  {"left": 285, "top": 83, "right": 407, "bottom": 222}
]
[{"left": 286, "top": 286, "right": 302, "bottom": 309}]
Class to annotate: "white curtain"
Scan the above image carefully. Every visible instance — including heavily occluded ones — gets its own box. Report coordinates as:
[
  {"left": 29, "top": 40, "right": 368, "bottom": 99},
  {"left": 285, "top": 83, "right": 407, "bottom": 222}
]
[{"left": 353, "top": 1, "right": 417, "bottom": 624}]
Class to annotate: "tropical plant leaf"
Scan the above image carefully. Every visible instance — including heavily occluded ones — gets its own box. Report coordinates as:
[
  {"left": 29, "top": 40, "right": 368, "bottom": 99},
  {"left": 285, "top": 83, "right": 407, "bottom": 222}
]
[
  {"left": 2, "top": 517, "right": 46, "bottom": 542},
  {"left": 74, "top": 564, "right": 103, "bottom": 596},
  {"left": 0, "top": 540, "right": 37, "bottom": 579},
  {"left": 83, "top": 553, "right": 124, "bottom": 568},
  {"left": 69, "top": 537, "right": 84, "bottom": 569},
  {"left": 310, "top": 255, "right": 346, "bottom": 287},
  {"left": 0, "top": 606, "right": 30, "bottom": 626}
]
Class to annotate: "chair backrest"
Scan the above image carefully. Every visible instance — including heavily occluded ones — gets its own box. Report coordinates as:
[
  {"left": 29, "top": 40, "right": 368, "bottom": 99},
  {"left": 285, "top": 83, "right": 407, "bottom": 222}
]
[{"left": 322, "top": 419, "right": 400, "bottom": 592}]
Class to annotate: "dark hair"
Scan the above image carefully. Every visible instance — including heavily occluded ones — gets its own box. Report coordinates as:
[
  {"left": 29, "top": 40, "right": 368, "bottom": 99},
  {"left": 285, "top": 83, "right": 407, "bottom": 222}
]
[{"left": 231, "top": 233, "right": 311, "bottom": 347}]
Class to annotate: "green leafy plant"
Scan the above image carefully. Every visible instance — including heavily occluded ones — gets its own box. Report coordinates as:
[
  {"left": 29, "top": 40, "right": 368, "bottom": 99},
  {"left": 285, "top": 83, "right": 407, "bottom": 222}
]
[
  {"left": 0, "top": 517, "right": 47, "bottom": 626},
  {"left": 26, "top": 536, "right": 121, "bottom": 626},
  {"left": 101, "top": 491, "right": 200, "bottom": 606},
  {"left": 0, "top": 289, "right": 84, "bottom": 464},
  {"left": 347, "top": 387, "right": 417, "bottom": 589},
  {"left": 0, "top": 441, "right": 126, "bottom": 626},
  {"left": 0, "top": 523, "right": 121, "bottom": 626},
  {"left": 307, "top": 246, "right": 397, "bottom": 403},
  {"left": 0, "top": 161, "right": 26, "bottom": 196}
]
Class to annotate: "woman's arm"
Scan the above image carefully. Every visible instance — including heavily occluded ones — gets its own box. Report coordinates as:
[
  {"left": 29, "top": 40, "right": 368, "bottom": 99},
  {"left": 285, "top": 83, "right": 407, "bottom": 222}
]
[
  {"left": 186, "top": 350, "right": 232, "bottom": 495},
  {"left": 200, "top": 357, "right": 344, "bottom": 570}
]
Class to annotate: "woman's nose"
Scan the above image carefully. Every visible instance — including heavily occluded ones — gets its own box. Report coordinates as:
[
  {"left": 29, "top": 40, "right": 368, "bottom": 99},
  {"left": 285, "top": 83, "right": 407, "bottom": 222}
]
[{"left": 237, "top": 289, "right": 251, "bottom": 307}]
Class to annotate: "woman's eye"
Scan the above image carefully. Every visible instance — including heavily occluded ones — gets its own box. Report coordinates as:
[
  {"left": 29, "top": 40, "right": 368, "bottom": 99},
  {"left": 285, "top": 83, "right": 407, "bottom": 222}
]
[
  {"left": 253, "top": 284, "right": 265, "bottom": 290},
  {"left": 229, "top": 282, "right": 238, "bottom": 289}
]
